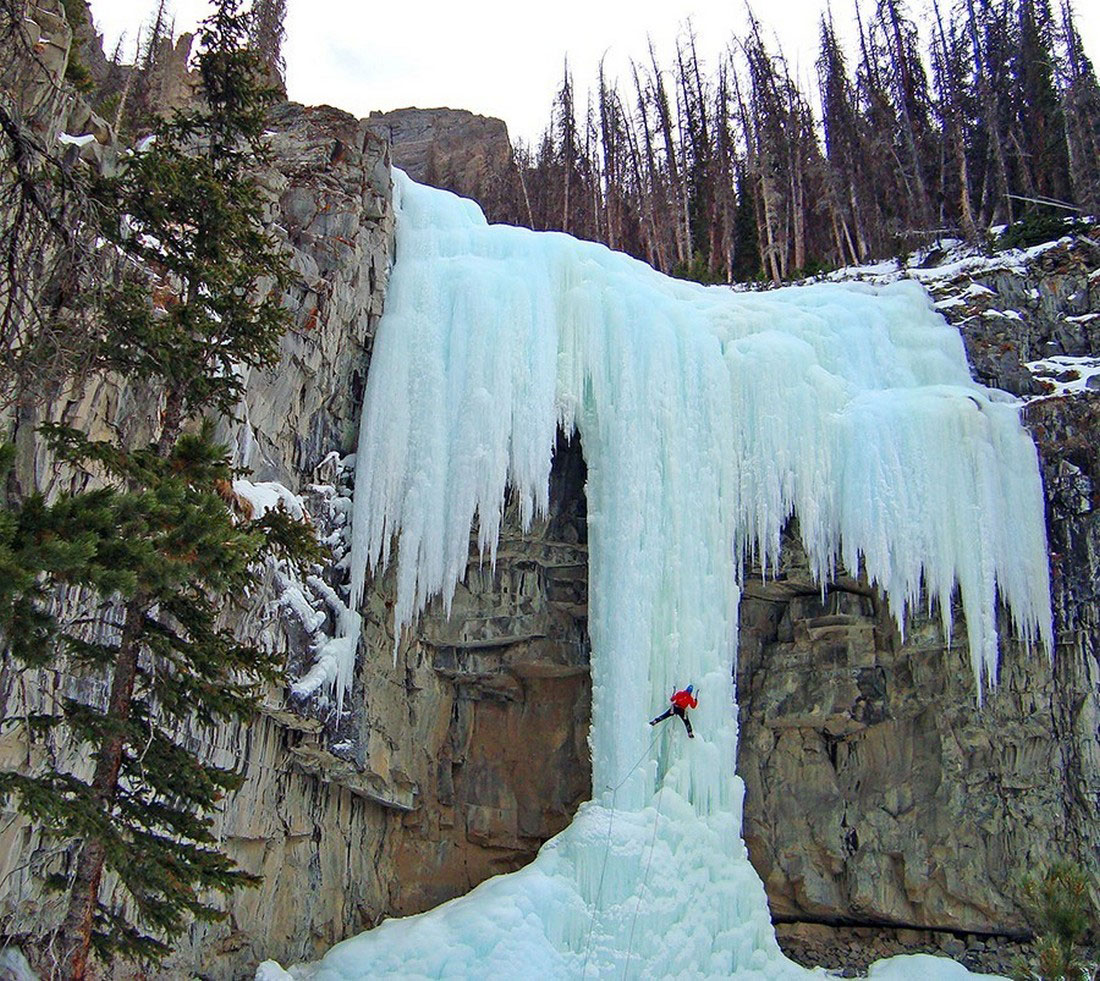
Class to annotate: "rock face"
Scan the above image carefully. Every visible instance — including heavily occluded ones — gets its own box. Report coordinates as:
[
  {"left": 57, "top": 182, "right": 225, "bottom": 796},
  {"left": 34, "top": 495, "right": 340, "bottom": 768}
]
[
  {"left": 369, "top": 107, "right": 521, "bottom": 223},
  {"left": 3, "top": 0, "right": 113, "bottom": 149},
  {"left": 947, "top": 239, "right": 1100, "bottom": 397},
  {"left": 2, "top": 24, "right": 590, "bottom": 972},
  {"left": 364, "top": 431, "right": 590, "bottom": 917},
  {"left": 221, "top": 101, "right": 392, "bottom": 486},
  {"left": 736, "top": 531, "right": 1083, "bottom": 936},
  {"left": 172, "top": 104, "right": 397, "bottom": 975},
  {"left": 5, "top": 1, "right": 74, "bottom": 126},
  {"left": 0, "top": 91, "right": 400, "bottom": 976},
  {"left": 168, "top": 423, "right": 590, "bottom": 976},
  {"left": 735, "top": 238, "right": 1100, "bottom": 971},
  {"left": 4, "top": 17, "right": 1100, "bottom": 974}
]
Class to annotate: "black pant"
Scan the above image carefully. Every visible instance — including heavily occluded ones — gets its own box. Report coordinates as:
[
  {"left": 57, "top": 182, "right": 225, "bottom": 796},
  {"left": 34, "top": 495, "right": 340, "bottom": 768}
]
[{"left": 650, "top": 705, "right": 693, "bottom": 737}]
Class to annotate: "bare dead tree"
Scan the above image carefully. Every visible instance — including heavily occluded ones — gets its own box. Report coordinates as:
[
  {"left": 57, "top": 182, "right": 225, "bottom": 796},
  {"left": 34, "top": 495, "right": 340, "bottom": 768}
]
[
  {"left": 1059, "top": 0, "right": 1100, "bottom": 214},
  {"left": 511, "top": 0, "right": 1097, "bottom": 283},
  {"left": 931, "top": 0, "right": 978, "bottom": 239}
]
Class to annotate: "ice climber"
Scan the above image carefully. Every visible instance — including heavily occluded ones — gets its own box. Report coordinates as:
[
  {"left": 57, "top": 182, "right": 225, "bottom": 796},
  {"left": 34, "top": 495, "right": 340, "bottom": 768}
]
[{"left": 649, "top": 685, "right": 697, "bottom": 738}]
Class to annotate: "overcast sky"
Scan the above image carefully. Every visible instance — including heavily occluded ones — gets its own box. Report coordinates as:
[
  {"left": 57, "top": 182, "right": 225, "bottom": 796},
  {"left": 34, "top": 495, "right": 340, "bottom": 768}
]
[{"left": 86, "top": 0, "right": 1100, "bottom": 146}]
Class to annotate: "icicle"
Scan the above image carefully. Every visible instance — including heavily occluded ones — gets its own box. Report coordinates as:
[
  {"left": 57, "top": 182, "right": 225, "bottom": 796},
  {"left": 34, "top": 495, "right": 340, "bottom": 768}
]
[{"left": 295, "top": 171, "right": 1052, "bottom": 978}]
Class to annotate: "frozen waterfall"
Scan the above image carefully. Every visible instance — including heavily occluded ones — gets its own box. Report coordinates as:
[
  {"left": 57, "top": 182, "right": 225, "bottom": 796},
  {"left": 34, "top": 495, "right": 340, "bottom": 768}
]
[{"left": 292, "top": 171, "right": 1053, "bottom": 979}]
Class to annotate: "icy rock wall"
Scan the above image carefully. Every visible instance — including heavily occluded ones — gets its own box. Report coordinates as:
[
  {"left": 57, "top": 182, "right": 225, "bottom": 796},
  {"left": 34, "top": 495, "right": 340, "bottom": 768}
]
[
  {"left": 0, "top": 101, "right": 396, "bottom": 979},
  {"left": 736, "top": 234, "right": 1100, "bottom": 964},
  {"left": 302, "top": 173, "right": 1053, "bottom": 978}
]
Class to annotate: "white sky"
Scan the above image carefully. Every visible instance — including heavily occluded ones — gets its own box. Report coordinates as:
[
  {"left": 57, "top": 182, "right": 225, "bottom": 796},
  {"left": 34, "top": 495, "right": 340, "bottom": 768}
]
[{"left": 86, "top": 0, "right": 1100, "bottom": 147}]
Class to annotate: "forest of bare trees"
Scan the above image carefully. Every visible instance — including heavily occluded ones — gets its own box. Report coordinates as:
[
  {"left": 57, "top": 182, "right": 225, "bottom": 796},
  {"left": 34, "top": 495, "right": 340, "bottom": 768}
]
[
  {"left": 501, "top": 0, "right": 1100, "bottom": 284},
  {"left": 56, "top": 0, "right": 1100, "bottom": 286}
]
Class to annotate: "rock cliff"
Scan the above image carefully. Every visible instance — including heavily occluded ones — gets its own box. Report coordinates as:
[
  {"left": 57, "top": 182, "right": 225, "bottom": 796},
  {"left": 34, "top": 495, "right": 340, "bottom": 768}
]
[
  {"left": 736, "top": 239, "right": 1100, "bottom": 972},
  {"left": 2, "top": 18, "right": 588, "bottom": 974},
  {"left": 368, "top": 107, "right": 522, "bottom": 224},
  {"left": 0, "top": 88, "right": 399, "bottom": 974},
  {"left": 2, "top": 9, "right": 1099, "bottom": 976}
]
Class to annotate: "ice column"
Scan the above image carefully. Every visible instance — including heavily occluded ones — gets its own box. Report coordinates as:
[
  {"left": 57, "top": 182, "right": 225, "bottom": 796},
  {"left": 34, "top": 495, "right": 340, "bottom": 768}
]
[{"left": 306, "top": 171, "right": 1053, "bottom": 979}]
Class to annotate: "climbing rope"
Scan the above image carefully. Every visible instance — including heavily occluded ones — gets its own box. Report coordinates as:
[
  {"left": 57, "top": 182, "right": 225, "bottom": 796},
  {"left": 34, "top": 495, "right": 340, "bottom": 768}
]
[
  {"left": 610, "top": 727, "right": 664, "bottom": 797},
  {"left": 623, "top": 779, "right": 666, "bottom": 979},
  {"left": 580, "top": 727, "right": 663, "bottom": 979}
]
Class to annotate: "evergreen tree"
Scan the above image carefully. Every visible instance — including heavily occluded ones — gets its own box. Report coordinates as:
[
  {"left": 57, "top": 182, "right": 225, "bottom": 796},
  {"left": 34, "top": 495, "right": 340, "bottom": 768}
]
[
  {"left": 969, "top": 0, "right": 1018, "bottom": 225},
  {"left": 0, "top": 426, "right": 316, "bottom": 971},
  {"left": 480, "top": 0, "right": 1098, "bottom": 280},
  {"left": 0, "top": 1, "right": 319, "bottom": 976},
  {"left": 818, "top": 12, "right": 870, "bottom": 263},
  {"left": 1009, "top": 0, "right": 1072, "bottom": 205},
  {"left": 249, "top": 0, "right": 288, "bottom": 95},
  {"left": 555, "top": 61, "right": 580, "bottom": 235},
  {"left": 929, "top": 0, "right": 978, "bottom": 239},
  {"left": 730, "top": 171, "right": 762, "bottom": 281},
  {"left": 1060, "top": 0, "right": 1100, "bottom": 214},
  {"left": 675, "top": 29, "right": 714, "bottom": 276}
]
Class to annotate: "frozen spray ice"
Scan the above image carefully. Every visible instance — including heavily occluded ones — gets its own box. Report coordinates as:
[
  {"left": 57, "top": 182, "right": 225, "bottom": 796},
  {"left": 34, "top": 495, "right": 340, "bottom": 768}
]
[{"left": 300, "top": 171, "right": 1052, "bottom": 979}]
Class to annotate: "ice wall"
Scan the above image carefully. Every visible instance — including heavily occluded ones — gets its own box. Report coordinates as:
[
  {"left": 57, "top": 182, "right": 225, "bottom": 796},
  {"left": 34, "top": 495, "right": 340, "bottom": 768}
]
[{"left": 304, "top": 172, "right": 1052, "bottom": 979}]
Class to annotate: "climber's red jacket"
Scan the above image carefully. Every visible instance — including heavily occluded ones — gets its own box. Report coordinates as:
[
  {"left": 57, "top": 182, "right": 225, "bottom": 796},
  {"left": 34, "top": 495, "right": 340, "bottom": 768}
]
[{"left": 670, "top": 689, "right": 698, "bottom": 710}]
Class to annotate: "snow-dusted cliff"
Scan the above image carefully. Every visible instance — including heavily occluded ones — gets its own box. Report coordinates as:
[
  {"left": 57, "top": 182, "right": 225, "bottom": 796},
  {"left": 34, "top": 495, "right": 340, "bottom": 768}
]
[
  {"left": 270, "top": 173, "right": 1051, "bottom": 979},
  {"left": 4, "top": 9, "right": 1100, "bottom": 974}
]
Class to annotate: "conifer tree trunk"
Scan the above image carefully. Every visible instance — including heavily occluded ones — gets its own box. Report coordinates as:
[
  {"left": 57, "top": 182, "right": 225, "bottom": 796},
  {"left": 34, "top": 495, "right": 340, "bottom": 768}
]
[
  {"left": 791, "top": 157, "right": 806, "bottom": 274},
  {"left": 59, "top": 372, "right": 185, "bottom": 975},
  {"left": 828, "top": 206, "right": 845, "bottom": 266},
  {"left": 59, "top": 598, "right": 145, "bottom": 980},
  {"left": 759, "top": 167, "right": 782, "bottom": 284},
  {"left": 966, "top": 0, "right": 1012, "bottom": 224},
  {"left": 649, "top": 44, "right": 687, "bottom": 267},
  {"left": 631, "top": 63, "right": 666, "bottom": 271},
  {"left": 883, "top": 0, "right": 931, "bottom": 227},
  {"left": 562, "top": 158, "right": 570, "bottom": 234},
  {"left": 955, "top": 123, "right": 977, "bottom": 238},
  {"left": 157, "top": 386, "right": 185, "bottom": 457},
  {"left": 515, "top": 158, "right": 535, "bottom": 229},
  {"left": 932, "top": 0, "right": 978, "bottom": 240},
  {"left": 1059, "top": 2, "right": 1100, "bottom": 214},
  {"left": 848, "top": 185, "right": 868, "bottom": 260},
  {"left": 788, "top": 85, "right": 807, "bottom": 273}
]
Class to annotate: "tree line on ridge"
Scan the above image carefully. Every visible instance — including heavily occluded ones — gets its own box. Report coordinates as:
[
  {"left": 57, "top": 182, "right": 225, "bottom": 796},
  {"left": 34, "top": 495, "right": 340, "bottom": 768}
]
[{"left": 485, "top": 0, "right": 1100, "bottom": 283}]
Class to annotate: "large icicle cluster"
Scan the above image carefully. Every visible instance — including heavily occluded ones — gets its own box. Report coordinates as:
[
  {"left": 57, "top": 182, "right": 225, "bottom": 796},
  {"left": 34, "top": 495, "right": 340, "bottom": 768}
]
[{"left": 294, "top": 172, "right": 1051, "bottom": 979}]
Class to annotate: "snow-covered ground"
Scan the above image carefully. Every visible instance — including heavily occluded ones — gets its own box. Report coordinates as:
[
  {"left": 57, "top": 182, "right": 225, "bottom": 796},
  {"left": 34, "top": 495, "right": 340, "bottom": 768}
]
[
  {"left": 819, "top": 235, "right": 1078, "bottom": 288},
  {"left": 1025, "top": 354, "right": 1100, "bottom": 397},
  {"left": 268, "top": 174, "right": 1052, "bottom": 979}
]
